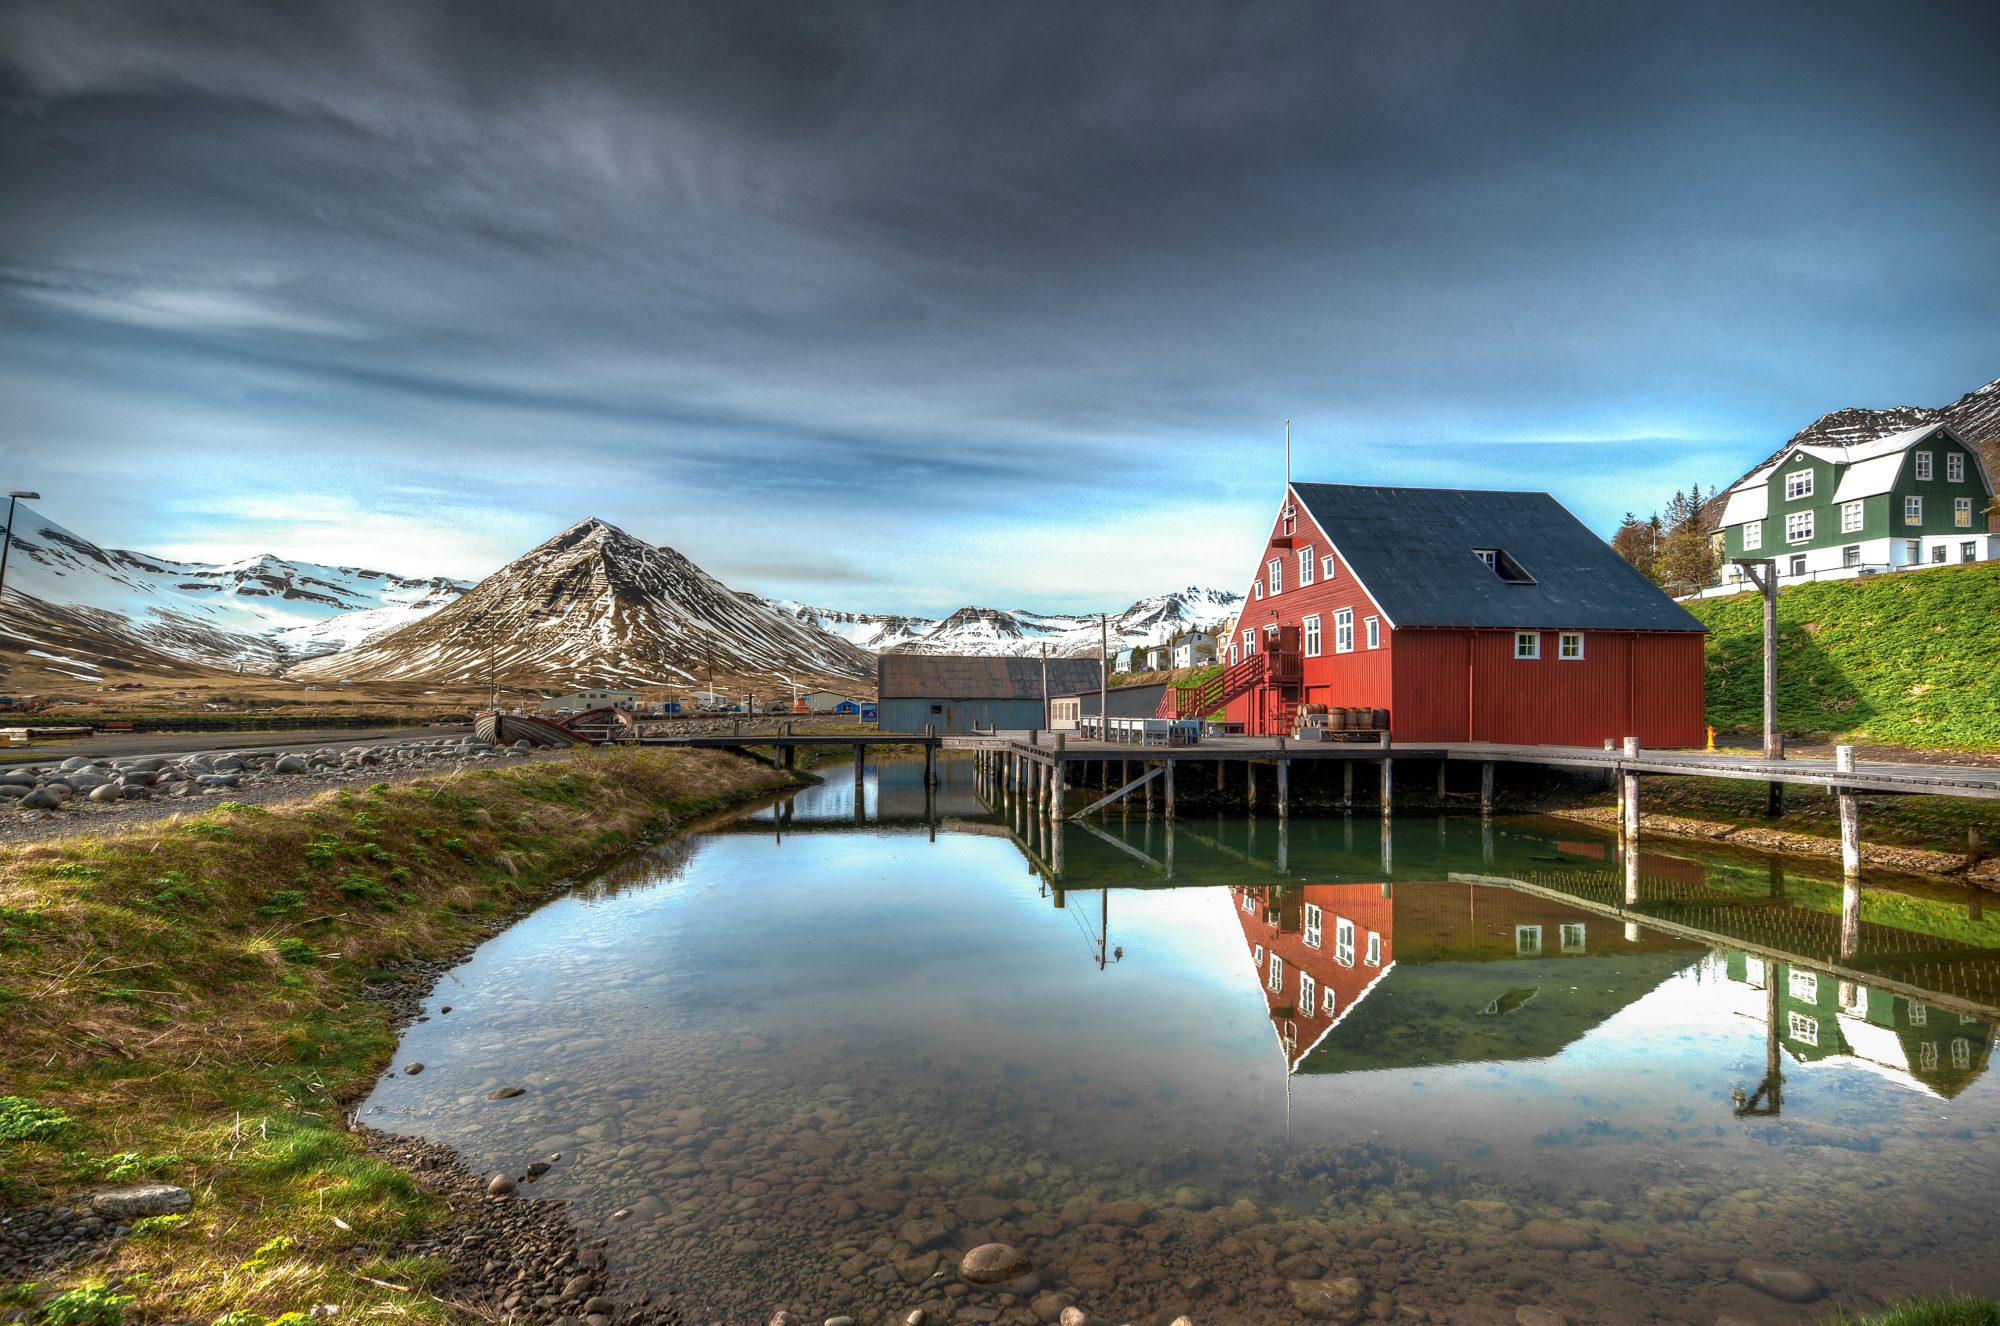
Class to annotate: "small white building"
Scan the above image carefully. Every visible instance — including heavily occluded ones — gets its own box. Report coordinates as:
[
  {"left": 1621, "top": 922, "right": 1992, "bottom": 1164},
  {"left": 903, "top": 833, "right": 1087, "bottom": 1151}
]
[
  {"left": 538, "top": 688, "right": 640, "bottom": 715},
  {"left": 1169, "top": 630, "right": 1218, "bottom": 669},
  {"left": 800, "top": 689, "right": 865, "bottom": 714}
]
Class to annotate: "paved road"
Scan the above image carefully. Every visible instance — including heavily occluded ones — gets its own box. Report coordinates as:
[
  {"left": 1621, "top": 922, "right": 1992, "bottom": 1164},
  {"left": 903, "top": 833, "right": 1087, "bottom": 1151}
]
[{"left": 0, "top": 724, "right": 472, "bottom": 765}]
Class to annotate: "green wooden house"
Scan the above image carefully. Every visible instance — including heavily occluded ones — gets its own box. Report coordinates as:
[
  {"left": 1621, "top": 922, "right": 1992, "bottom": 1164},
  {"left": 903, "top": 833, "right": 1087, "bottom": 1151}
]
[{"left": 1713, "top": 421, "right": 1996, "bottom": 589}]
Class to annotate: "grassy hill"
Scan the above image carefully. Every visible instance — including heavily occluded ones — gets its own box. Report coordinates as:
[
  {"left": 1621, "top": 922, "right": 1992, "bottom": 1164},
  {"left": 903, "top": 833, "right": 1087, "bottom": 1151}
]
[{"left": 1689, "top": 560, "right": 2000, "bottom": 749}]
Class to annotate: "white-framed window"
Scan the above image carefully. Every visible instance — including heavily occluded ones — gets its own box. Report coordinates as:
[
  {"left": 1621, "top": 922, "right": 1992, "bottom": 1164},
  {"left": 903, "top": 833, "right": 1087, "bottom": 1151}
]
[
  {"left": 1952, "top": 1038, "right": 1973, "bottom": 1070},
  {"left": 1785, "top": 470, "right": 1813, "bottom": 500},
  {"left": 1789, "top": 553, "right": 1807, "bottom": 577},
  {"left": 1252, "top": 943, "right": 1263, "bottom": 964},
  {"left": 1268, "top": 557, "right": 1283, "bottom": 595},
  {"left": 1964, "top": 542, "right": 1979, "bottom": 563},
  {"left": 1334, "top": 917, "right": 1355, "bottom": 966},
  {"left": 1558, "top": 632, "right": 1583, "bottom": 660},
  {"left": 1364, "top": 616, "right": 1380, "bottom": 649},
  {"left": 1322, "top": 986, "right": 1337, "bottom": 1017},
  {"left": 1559, "top": 922, "right": 1586, "bottom": 953},
  {"left": 1303, "top": 614, "right": 1322, "bottom": 658},
  {"left": 1947, "top": 453, "right": 1965, "bottom": 483},
  {"left": 1788, "top": 969, "right": 1819, "bottom": 1003},
  {"left": 1910, "top": 1002, "right": 1928, "bottom": 1026},
  {"left": 1322, "top": 554, "right": 1337, "bottom": 580},
  {"left": 1515, "top": 925, "right": 1542, "bottom": 956},
  {"left": 1243, "top": 629, "right": 1257, "bottom": 656},
  {"left": 1364, "top": 932, "right": 1381, "bottom": 966},
  {"left": 1229, "top": 644, "right": 1239, "bottom": 665},
  {"left": 1298, "top": 546, "right": 1315, "bottom": 586},
  {"left": 1744, "top": 520, "right": 1762, "bottom": 551},
  {"left": 1788, "top": 1011, "right": 1820, "bottom": 1047},
  {"left": 1267, "top": 952, "right": 1283, "bottom": 993},
  {"left": 1905, "top": 495, "right": 1923, "bottom": 525},
  {"left": 1786, "top": 511, "right": 1813, "bottom": 544},
  {"left": 1281, "top": 504, "right": 1296, "bottom": 536},
  {"left": 1843, "top": 545, "right": 1862, "bottom": 568},
  {"left": 1956, "top": 497, "right": 1973, "bottom": 528},
  {"left": 1303, "top": 902, "right": 1323, "bottom": 948},
  {"left": 1514, "top": 631, "right": 1540, "bottom": 660},
  {"left": 1473, "top": 548, "right": 1498, "bottom": 569},
  {"left": 1841, "top": 500, "right": 1863, "bottom": 533},
  {"left": 1299, "top": 972, "right": 1317, "bottom": 1017},
  {"left": 1915, "top": 450, "right": 1934, "bottom": 481},
  {"left": 1918, "top": 1040, "right": 1938, "bottom": 1070},
  {"left": 1333, "top": 608, "right": 1354, "bottom": 653},
  {"left": 1252, "top": 580, "right": 1263, "bottom": 599}
]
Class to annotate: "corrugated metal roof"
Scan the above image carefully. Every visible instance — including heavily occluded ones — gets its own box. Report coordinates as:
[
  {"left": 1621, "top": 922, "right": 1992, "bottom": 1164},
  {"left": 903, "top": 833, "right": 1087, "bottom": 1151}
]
[
  {"left": 1290, "top": 484, "right": 1705, "bottom": 632},
  {"left": 877, "top": 654, "right": 1103, "bottom": 699}
]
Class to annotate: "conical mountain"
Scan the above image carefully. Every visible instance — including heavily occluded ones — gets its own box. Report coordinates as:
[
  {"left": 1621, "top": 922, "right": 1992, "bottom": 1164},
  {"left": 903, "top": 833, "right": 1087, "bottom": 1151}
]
[{"left": 291, "top": 517, "right": 874, "bottom": 689}]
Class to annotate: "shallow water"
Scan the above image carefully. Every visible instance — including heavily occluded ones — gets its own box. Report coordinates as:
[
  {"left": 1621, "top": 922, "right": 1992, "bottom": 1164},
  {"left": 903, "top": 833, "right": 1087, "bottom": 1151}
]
[{"left": 367, "top": 757, "right": 2000, "bottom": 1325}]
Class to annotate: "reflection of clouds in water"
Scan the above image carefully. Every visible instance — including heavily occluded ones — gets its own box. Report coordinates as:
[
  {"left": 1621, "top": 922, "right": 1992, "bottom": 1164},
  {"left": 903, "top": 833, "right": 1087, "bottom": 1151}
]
[{"left": 365, "top": 795, "right": 2000, "bottom": 1318}]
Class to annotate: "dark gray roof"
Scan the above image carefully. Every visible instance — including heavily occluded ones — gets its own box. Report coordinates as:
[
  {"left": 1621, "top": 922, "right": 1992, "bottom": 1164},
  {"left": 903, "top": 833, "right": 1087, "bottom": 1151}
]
[
  {"left": 877, "top": 654, "right": 1103, "bottom": 700},
  {"left": 1290, "top": 484, "right": 1706, "bottom": 632}
]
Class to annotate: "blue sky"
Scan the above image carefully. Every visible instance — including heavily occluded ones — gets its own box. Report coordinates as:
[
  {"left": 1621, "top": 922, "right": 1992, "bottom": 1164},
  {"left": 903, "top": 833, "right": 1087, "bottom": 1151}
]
[{"left": 3, "top": 0, "right": 1997, "bottom": 615}]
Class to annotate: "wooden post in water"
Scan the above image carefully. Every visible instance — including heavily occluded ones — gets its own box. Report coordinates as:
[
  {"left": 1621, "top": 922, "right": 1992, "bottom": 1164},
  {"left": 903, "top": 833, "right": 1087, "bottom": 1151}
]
[
  {"left": 1621, "top": 736, "right": 1641, "bottom": 905},
  {"left": 1841, "top": 872, "right": 1862, "bottom": 959},
  {"left": 1480, "top": 762, "right": 1494, "bottom": 816},
  {"left": 1246, "top": 761, "right": 1258, "bottom": 812},
  {"left": 1836, "top": 744, "right": 1861, "bottom": 879},
  {"left": 1163, "top": 759, "right": 1175, "bottom": 820},
  {"left": 1277, "top": 759, "right": 1290, "bottom": 820},
  {"left": 1435, "top": 761, "right": 1448, "bottom": 804},
  {"left": 1343, "top": 760, "right": 1354, "bottom": 810},
  {"left": 1049, "top": 754, "right": 1066, "bottom": 824},
  {"left": 1379, "top": 758, "right": 1393, "bottom": 819}
]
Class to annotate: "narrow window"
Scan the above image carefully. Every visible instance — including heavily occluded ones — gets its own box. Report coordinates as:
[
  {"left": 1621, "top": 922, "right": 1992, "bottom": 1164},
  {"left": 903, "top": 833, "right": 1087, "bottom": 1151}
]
[
  {"left": 1364, "top": 932, "right": 1381, "bottom": 966},
  {"left": 1842, "top": 545, "right": 1861, "bottom": 568},
  {"left": 1364, "top": 616, "right": 1380, "bottom": 649},
  {"left": 1299, "top": 973, "right": 1317, "bottom": 1017},
  {"left": 1743, "top": 520, "right": 1762, "bottom": 550},
  {"left": 1322, "top": 986, "right": 1337, "bottom": 1016},
  {"left": 1947, "top": 453, "right": 1965, "bottom": 483},
  {"left": 1953, "top": 1038, "right": 1973, "bottom": 1070},
  {"left": 1252, "top": 581, "right": 1263, "bottom": 599},
  {"left": 1840, "top": 500, "right": 1863, "bottom": 533},
  {"left": 1303, "top": 903, "right": 1323, "bottom": 948},
  {"left": 1473, "top": 548, "right": 1497, "bottom": 569},
  {"left": 1267, "top": 952, "right": 1283, "bottom": 993},
  {"left": 1268, "top": 557, "right": 1283, "bottom": 595},
  {"left": 1786, "top": 511, "right": 1813, "bottom": 544},
  {"left": 1789, "top": 554, "right": 1807, "bottom": 577},
  {"left": 1243, "top": 629, "right": 1257, "bottom": 656},
  {"left": 1253, "top": 943, "right": 1263, "bottom": 964},
  {"left": 1322, "top": 554, "right": 1337, "bottom": 580},
  {"left": 1964, "top": 541, "right": 1979, "bottom": 563},
  {"left": 1905, "top": 495, "right": 1923, "bottom": 525},
  {"left": 1335, "top": 917, "right": 1355, "bottom": 966},
  {"left": 1281, "top": 503, "right": 1296, "bottom": 536},
  {"left": 1907, "top": 539, "right": 1922, "bottom": 563},
  {"left": 1515, "top": 925, "right": 1542, "bottom": 956},
  {"left": 1298, "top": 546, "right": 1314, "bottom": 586},
  {"left": 1918, "top": 1040, "right": 1937, "bottom": 1070},
  {"left": 1955, "top": 497, "right": 1973, "bottom": 528},
  {"left": 1558, "top": 632, "right": 1584, "bottom": 660},
  {"left": 1303, "top": 614, "right": 1322, "bottom": 658},
  {"left": 1559, "top": 923, "right": 1586, "bottom": 952},
  {"left": 1514, "top": 631, "right": 1540, "bottom": 660},
  {"left": 1333, "top": 608, "right": 1354, "bottom": 653},
  {"left": 1915, "top": 451, "right": 1932, "bottom": 481},
  {"left": 1910, "top": 1003, "right": 1928, "bottom": 1026},
  {"left": 1785, "top": 470, "right": 1813, "bottom": 500}
]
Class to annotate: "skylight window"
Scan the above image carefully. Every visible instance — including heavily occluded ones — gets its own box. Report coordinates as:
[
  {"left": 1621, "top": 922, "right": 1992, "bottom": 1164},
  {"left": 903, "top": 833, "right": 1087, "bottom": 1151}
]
[{"left": 1472, "top": 548, "right": 1536, "bottom": 584}]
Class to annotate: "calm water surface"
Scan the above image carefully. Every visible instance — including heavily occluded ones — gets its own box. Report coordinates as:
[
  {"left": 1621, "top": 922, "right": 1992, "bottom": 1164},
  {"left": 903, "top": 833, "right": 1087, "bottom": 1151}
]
[{"left": 367, "top": 757, "right": 2000, "bottom": 1325}]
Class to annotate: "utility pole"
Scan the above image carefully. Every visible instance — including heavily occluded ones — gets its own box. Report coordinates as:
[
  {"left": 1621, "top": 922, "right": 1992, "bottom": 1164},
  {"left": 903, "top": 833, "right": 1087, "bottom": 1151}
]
[
  {"left": 0, "top": 491, "right": 42, "bottom": 623},
  {"left": 1040, "top": 643, "right": 1050, "bottom": 731},
  {"left": 1732, "top": 557, "right": 1783, "bottom": 817},
  {"left": 1099, "top": 614, "right": 1110, "bottom": 741}
]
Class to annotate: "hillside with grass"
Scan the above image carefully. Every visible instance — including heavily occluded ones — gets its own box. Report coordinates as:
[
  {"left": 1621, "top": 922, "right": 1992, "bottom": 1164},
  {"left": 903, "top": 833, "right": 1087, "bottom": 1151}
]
[{"left": 1690, "top": 560, "right": 2000, "bottom": 749}]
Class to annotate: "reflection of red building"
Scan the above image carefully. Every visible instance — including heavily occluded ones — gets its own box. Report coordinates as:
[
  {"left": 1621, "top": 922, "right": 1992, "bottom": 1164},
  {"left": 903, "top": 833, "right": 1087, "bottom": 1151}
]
[{"left": 1234, "top": 881, "right": 1702, "bottom": 1070}]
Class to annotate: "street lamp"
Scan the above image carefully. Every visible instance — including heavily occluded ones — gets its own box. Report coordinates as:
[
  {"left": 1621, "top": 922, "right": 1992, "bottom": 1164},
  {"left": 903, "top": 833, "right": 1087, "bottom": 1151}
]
[{"left": 0, "top": 491, "right": 41, "bottom": 619}]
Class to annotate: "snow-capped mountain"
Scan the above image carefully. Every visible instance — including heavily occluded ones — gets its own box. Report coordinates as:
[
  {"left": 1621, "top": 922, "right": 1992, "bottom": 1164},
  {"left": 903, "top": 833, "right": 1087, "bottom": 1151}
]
[
  {"left": 291, "top": 517, "right": 875, "bottom": 688},
  {"left": 0, "top": 504, "right": 468, "bottom": 671},
  {"left": 768, "top": 586, "right": 1241, "bottom": 660},
  {"left": 1741, "top": 374, "right": 2000, "bottom": 487}
]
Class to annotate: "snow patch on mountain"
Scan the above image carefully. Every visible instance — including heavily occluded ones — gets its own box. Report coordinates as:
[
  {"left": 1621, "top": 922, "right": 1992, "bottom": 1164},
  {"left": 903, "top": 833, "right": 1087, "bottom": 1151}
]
[{"left": 767, "top": 586, "right": 1242, "bottom": 659}]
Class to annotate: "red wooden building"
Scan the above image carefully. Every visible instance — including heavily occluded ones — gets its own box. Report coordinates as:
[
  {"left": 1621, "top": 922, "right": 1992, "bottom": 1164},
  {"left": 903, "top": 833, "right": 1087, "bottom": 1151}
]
[{"left": 1198, "top": 484, "right": 1707, "bottom": 747}]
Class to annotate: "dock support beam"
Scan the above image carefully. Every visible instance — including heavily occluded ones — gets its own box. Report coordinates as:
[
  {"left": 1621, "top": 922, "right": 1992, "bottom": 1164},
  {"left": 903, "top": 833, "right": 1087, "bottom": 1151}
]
[
  {"left": 1480, "top": 762, "right": 1494, "bottom": 816},
  {"left": 1343, "top": 761, "right": 1354, "bottom": 810},
  {"left": 923, "top": 743, "right": 936, "bottom": 786},
  {"left": 1246, "top": 762, "right": 1257, "bottom": 812},
  {"left": 1048, "top": 758, "right": 1066, "bottom": 823},
  {"left": 1163, "top": 760, "right": 1175, "bottom": 820},
  {"left": 1380, "top": 758, "right": 1393, "bottom": 819},
  {"left": 1436, "top": 761, "right": 1448, "bottom": 804},
  {"left": 1836, "top": 744, "right": 1861, "bottom": 879},
  {"left": 1277, "top": 759, "right": 1290, "bottom": 821}
]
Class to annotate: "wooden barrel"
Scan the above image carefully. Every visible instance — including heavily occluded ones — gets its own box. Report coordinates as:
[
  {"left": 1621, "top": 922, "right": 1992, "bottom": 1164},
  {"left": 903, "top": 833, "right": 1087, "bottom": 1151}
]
[{"left": 1372, "top": 707, "right": 1389, "bottom": 730}]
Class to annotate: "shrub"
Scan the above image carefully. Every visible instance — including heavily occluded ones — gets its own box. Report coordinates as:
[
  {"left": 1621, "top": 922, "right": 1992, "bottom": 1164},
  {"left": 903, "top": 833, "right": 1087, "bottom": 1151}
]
[
  {"left": 0, "top": 1096, "right": 71, "bottom": 1142},
  {"left": 40, "top": 1284, "right": 134, "bottom": 1326}
]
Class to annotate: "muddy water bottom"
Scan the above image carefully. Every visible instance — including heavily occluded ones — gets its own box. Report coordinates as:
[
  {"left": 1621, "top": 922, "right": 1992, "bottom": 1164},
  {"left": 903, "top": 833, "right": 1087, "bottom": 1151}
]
[{"left": 366, "top": 761, "right": 2000, "bottom": 1325}]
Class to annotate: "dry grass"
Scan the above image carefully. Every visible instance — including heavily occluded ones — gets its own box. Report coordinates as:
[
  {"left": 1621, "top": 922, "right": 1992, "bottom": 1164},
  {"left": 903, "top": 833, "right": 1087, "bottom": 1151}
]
[{"left": 0, "top": 746, "right": 792, "bottom": 1321}]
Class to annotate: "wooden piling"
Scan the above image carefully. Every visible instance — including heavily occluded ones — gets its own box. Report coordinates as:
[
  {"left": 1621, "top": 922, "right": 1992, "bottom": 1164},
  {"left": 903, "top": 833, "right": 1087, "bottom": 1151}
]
[
  {"left": 1163, "top": 759, "right": 1176, "bottom": 819},
  {"left": 1480, "top": 762, "right": 1494, "bottom": 815},
  {"left": 1836, "top": 744, "right": 1861, "bottom": 879},
  {"left": 1435, "top": 761, "right": 1448, "bottom": 803},
  {"left": 1246, "top": 761, "right": 1257, "bottom": 812},
  {"left": 1379, "top": 758, "right": 1393, "bottom": 819},
  {"left": 1343, "top": 760, "right": 1354, "bottom": 809},
  {"left": 1277, "top": 759, "right": 1290, "bottom": 820}
]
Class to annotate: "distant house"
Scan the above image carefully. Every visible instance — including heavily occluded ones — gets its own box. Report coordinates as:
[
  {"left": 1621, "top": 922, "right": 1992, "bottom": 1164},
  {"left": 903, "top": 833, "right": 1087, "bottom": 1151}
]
[
  {"left": 1713, "top": 421, "right": 1998, "bottom": 590},
  {"left": 1048, "top": 681, "right": 1170, "bottom": 730},
  {"left": 877, "top": 655, "right": 1102, "bottom": 734},
  {"left": 1113, "top": 647, "right": 1137, "bottom": 673},
  {"left": 800, "top": 689, "right": 865, "bottom": 714},
  {"left": 1210, "top": 482, "right": 1706, "bottom": 746},
  {"left": 537, "top": 688, "right": 640, "bottom": 715},
  {"left": 1170, "top": 630, "right": 1218, "bottom": 669}
]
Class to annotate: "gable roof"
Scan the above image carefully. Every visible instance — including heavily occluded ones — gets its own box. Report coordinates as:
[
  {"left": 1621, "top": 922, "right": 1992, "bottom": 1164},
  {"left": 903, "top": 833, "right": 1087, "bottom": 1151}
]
[
  {"left": 1288, "top": 484, "right": 1704, "bottom": 632},
  {"left": 877, "top": 653, "right": 1102, "bottom": 700},
  {"left": 1720, "top": 422, "right": 1993, "bottom": 523}
]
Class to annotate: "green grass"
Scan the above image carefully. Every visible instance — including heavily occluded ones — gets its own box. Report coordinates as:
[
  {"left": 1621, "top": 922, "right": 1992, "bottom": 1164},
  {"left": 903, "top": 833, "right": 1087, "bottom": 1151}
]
[
  {"left": 1689, "top": 559, "right": 2000, "bottom": 748},
  {"left": 0, "top": 746, "right": 794, "bottom": 1321},
  {"left": 1829, "top": 1297, "right": 2000, "bottom": 1326}
]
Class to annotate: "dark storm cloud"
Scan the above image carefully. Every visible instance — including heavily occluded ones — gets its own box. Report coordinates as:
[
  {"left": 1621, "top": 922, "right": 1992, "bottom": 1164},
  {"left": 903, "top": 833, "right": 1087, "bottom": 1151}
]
[{"left": 3, "top": 1, "right": 1998, "bottom": 607}]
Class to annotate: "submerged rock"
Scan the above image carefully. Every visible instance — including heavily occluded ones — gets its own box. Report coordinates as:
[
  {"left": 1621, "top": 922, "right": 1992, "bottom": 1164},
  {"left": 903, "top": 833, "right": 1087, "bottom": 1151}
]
[
  {"left": 1289, "top": 1277, "right": 1366, "bottom": 1323},
  {"left": 961, "top": 1242, "right": 1033, "bottom": 1284},
  {"left": 1733, "top": 1258, "right": 1823, "bottom": 1303},
  {"left": 487, "top": 1086, "right": 526, "bottom": 1100}
]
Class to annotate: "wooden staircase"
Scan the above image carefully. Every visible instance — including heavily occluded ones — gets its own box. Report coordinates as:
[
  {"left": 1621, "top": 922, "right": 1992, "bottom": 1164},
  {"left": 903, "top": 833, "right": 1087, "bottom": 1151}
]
[{"left": 1158, "top": 652, "right": 1267, "bottom": 719}]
